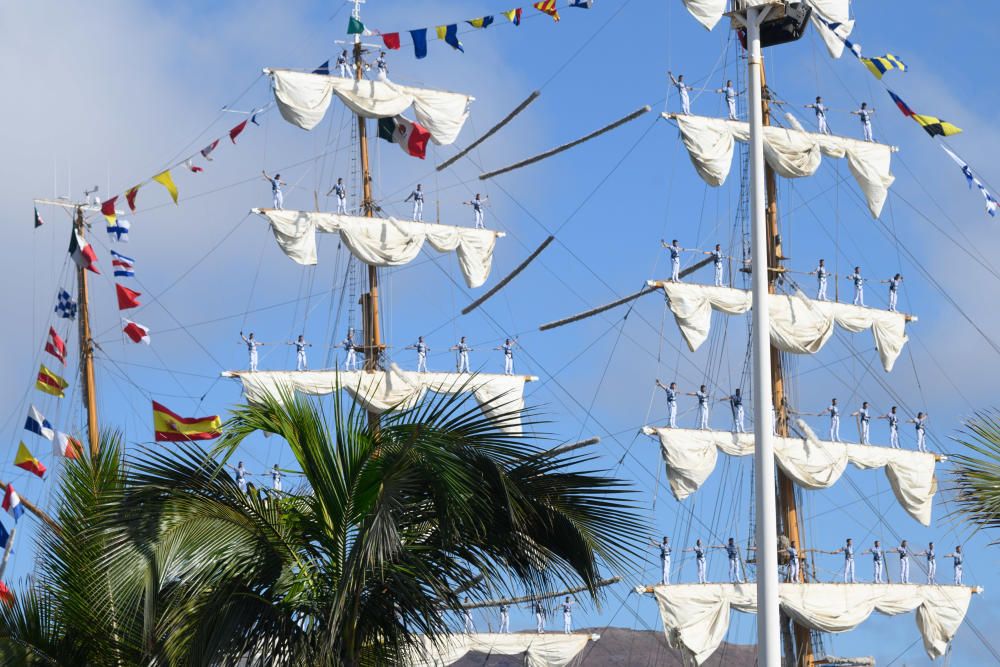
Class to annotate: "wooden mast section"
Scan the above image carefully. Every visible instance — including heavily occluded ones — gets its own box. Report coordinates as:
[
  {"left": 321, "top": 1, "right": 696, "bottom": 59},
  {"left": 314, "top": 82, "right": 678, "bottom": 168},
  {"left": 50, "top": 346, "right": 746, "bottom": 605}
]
[
  {"left": 75, "top": 205, "right": 101, "bottom": 456},
  {"left": 760, "top": 61, "right": 815, "bottom": 667}
]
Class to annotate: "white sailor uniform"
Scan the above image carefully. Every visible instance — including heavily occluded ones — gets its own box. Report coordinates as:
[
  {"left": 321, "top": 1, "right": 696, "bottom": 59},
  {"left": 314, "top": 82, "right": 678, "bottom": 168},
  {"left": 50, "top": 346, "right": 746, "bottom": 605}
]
[
  {"left": 343, "top": 337, "right": 358, "bottom": 371},
  {"left": 888, "top": 276, "right": 901, "bottom": 312},
  {"left": 914, "top": 416, "right": 927, "bottom": 453},
  {"left": 852, "top": 272, "right": 865, "bottom": 306},
  {"left": 829, "top": 404, "right": 840, "bottom": 442},
  {"left": 953, "top": 552, "right": 963, "bottom": 585},
  {"left": 665, "top": 388, "right": 678, "bottom": 428},
  {"left": 660, "top": 543, "right": 672, "bottom": 585},
  {"left": 332, "top": 182, "right": 347, "bottom": 214},
  {"left": 729, "top": 394, "right": 745, "bottom": 433},
  {"left": 336, "top": 54, "right": 350, "bottom": 78},
  {"left": 456, "top": 342, "right": 471, "bottom": 373},
  {"left": 858, "top": 407, "right": 871, "bottom": 445},
  {"left": 726, "top": 543, "right": 743, "bottom": 583},
  {"left": 499, "top": 604, "right": 510, "bottom": 634},
  {"left": 268, "top": 177, "right": 284, "bottom": 210},
  {"left": 295, "top": 340, "right": 308, "bottom": 371},
  {"left": 696, "top": 390, "right": 710, "bottom": 430},
  {"left": 415, "top": 341, "right": 428, "bottom": 373},
  {"left": 501, "top": 342, "right": 514, "bottom": 376},
  {"left": 786, "top": 545, "right": 800, "bottom": 582},
  {"left": 722, "top": 85, "right": 737, "bottom": 120},
  {"left": 809, "top": 103, "right": 829, "bottom": 134},
  {"left": 816, "top": 265, "right": 828, "bottom": 301},
  {"left": 406, "top": 188, "right": 424, "bottom": 221},
  {"left": 561, "top": 601, "right": 574, "bottom": 634},
  {"left": 887, "top": 413, "right": 900, "bottom": 448},
  {"left": 669, "top": 244, "right": 682, "bottom": 281},
  {"left": 471, "top": 199, "right": 485, "bottom": 229},
  {"left": 872, "top": 546, "right": 884, "bottom": 584},
  {"left": 897, "top": 544, "right": 911, "bottom": 584},
  {"left": 843, "top": 544, "right": 856, "bottom": 583},
  {"left": 712, "top": 249, "right": 724, "bottom": 286},
  {"left": 675, "top": 81, "right": 692, "bottom": 115},
  {"left": 858, "top": 108, "right": 874, "bottom": 142},
  {"left": 694, "top": 545, "right": 707, "bottom": 584}
]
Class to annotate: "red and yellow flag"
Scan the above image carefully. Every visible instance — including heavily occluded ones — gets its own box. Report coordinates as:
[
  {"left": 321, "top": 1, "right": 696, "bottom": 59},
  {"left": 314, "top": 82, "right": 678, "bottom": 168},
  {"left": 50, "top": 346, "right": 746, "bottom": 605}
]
[
  {"left": 533, "top": 0, "right": 560, "bottom": 21},
  {"left": 14, "top": 442, "right": 46, "bottom": 478},
  {"left": 152, "top": 401, "right": 222, "bottom": 442},
  {"left": 36, "top": 364, "right": 69, "bottom": 398}
]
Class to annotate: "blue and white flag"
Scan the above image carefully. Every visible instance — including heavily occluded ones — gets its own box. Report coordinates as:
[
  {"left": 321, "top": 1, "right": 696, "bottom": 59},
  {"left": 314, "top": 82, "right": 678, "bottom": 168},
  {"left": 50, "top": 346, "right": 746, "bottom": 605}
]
[
  {"left": 24, "top": 405, "right": 54, "bottom": 441},
  {"left": 569, "top": 0, "right": 594, "bottom": 7},
  {"left": 107, "top": 218, "right": 130, "bottom": 243},
  {"left": 55, "top": 289, "right": 77, "bottom": 320},
  {"left": 110, "top": 250, "right": 135, "bottom": 278},
  {"left": 941, "top": 145, "right": 999, "bottom": 217},
  {"left": 825, "top": 21, "right": 862, "bottom": 59}
]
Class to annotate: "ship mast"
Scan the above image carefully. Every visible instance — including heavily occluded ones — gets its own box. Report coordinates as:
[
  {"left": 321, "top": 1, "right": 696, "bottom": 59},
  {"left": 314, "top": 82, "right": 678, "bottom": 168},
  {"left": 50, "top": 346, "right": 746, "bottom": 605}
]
[
  {"left": 350, "top": 0, "right": 385, "bottom": 427},
  {"left": 75, "top": 205, "right": 101, "bottom": 455}
]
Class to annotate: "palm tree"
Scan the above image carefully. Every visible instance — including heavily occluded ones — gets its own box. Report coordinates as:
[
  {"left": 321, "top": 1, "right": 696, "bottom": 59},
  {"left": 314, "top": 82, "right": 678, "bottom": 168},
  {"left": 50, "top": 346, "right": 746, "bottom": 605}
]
[
  {"left": 0, "top": 388, "right": 645, "bottom": 665},
  {"left": 951, "top": 411, "right": 1000, "bottom": 539}
]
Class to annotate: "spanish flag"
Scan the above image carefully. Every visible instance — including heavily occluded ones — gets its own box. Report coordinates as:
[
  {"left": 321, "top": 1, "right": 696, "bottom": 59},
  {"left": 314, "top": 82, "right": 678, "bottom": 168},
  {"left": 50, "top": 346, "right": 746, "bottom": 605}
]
[
  {"left": 36, "top": 364, "right": 69, "bottom": 398},
  {"left": 14, "top": 442, "right": 46, "bottom": 478},
  {"left": 152, "top": 401, "right": 222, "bottom": 442}
]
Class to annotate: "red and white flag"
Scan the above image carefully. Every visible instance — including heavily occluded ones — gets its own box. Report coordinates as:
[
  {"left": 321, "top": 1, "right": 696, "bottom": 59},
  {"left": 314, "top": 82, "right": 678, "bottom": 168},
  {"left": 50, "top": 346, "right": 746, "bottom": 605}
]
[
  {"left": 45, "top": 327, "right": 66, "bottom": 365},
  {"left": 54, "top": 432, "right": 81, "bottom": 460},
  {"left": 122, "top": 319, "right": 150, "bottom": 344},
  {"left": 68, "top": 230, "right": 99, "bottom": 273},
  {"left": 200, "top": 139, "right": 220, "bottom": 160},
  {"left": 184, "top": 159, "right": 204, "bottom": 173},
  {"left": 376, "top": 116, "right": 431, "bottom": 159}
]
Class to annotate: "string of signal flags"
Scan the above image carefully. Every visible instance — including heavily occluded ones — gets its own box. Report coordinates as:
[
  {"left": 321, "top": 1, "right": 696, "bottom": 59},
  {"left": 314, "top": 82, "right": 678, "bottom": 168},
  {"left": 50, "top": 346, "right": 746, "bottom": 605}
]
[
  {"left": 823, "top": 20, "right": 997, "bottom": 218},
  {"left": 341, "top": 0, "right": 594, "bottom": 60}
]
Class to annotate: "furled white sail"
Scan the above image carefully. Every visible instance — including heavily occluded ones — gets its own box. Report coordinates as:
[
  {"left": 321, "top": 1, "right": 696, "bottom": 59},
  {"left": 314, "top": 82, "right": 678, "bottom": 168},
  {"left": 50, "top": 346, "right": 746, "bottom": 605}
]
[
  {"left": 268, "top": 68, "right": 473, "bottom": 145},
  {"left": 648, "top": 282, "right": 911, "bottom": 372},
  {"left": 666, "top": 114, "right": 894, "bottom": 218},
  {"left": 648, "top": 583, "right": 974, "bottom": 665},
  {"left": 680, "top": 0, "right": 854, "bottom": 58},
  {"left": 223, "top": 365, "right": 535, "bottom": 435},
  {"left": 258, "top": 210, "right": 503, "bottom": 289},
  {"left": 642, "top": 424, "right": 938, "bottom": 524},
  {"left": 406, "top": 633, "right": 595, "bottom": 667}
]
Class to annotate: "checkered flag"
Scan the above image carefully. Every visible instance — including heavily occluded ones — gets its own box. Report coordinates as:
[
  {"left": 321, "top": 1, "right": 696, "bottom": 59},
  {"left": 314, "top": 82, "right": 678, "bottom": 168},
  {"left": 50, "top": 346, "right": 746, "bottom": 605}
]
[{"left": 55, "top": 289, "right": 77, "bottom": 320}]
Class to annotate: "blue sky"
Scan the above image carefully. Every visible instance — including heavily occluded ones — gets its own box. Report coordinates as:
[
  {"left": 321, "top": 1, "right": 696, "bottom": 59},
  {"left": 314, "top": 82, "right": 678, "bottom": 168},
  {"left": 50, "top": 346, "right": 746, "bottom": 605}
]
[{"left": 2, "top": 1, "right": 999, "bottom": 663}]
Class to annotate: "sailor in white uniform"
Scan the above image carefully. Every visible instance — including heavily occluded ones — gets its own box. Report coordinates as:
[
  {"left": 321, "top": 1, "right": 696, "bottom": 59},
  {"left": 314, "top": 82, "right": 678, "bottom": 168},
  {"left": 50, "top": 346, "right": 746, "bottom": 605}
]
[
  {"left": 851, "top": 102, "right": 875, "bottom": 142},
  {"left": 685, "top": 539, "right": 708, "bottom": 584},
  {"left": 451, "top": 336, "right": 472, "bottom": 373},
  {"left": 878, "top": 406, "right": 900, "bottom": 448},
  {"left": 719, "top": 388, "right": 745, "bottom": 433},
  {"left": 851, "top": 401, "right": 872, "bottom": 445},
  {"left": 811, "top": 259, "right": 829, "bottom": 301},
  {"left": 532, "top": 599, "right": 546, "bottom": 634},
  {"left": 234, "top": 461, "right": 248, "bottom": 494},
  {"left": 883, "top": 273, "right": 903, "bottom": 312},
  {"left": 289, "top": 335, "right": 312, "bottom": 371},
  {"left": 847, "top": 266, "right": 865, "bottom": 306},
  {"left": 650, "top": 536, "right": 672, "bottom": 585},
  {"left": 668, "top": 71, "right": 693, "bottom": 115},
  {"left": 655, "top": 380, "right": 679, "bottom": 428},
  {"left": 498, "top": 604, "right": 510, "bottom": 634},
  {"left": 890, "top": 540, "right": 912, "bottom": 584},
  {"left": 374, "top": 51, "right": 388, "bottom": 80},
  {"left": 716, "top": 80, "right": 739, "bottom": 120},
  {"left": 328, "top": 177, "right": 348, "bottom": 214},
  {"left": 704, "top": 243, "right": 725, "bottom": 286},
  {"left": 405, "top": 336, "right": 429, "bottom": 372},
  {"left": 271, "top": 464, "right": 283, "bottom": 492},
  {"left": 687, "top": 385, "right": 710, "bottom": 430},
  {"left": 944, "top": 546, "right": 963, "bottom": 585},
  {"left": 342, "top": 328, "right": 359, "bottom": 371},
  {"left": 784, "top": 542, "right": 800, "bottom": 582},
  {"left": 240, "top": 331, "right": 263, "bottom": 372},
  {"left": 804, "top": 96, "right": 830, "bottom": 135},
  {"left": 262, "top": 171, "right": 286, "bottom": 210},
  {"left": 712, "top": 537, "right": 743, "bottom": 583},
  {"left": 462, "top": 597, "right": 475, "bottom": 634},
  {"left": 495, "top": 338, "right": 517, "bottom": 375},
  {"left": 336, "top": 49, "right": 350, "bottom": 78},
  {"left": 907, "top": 412, "right": 929, "bottom": 453},
  {"left": 865, "top": 540, "right": 885, "bottom": 584},
  {"left": 918, "top": 542, "right": 936, "bottom": 584},
  {"left": 404, "top": 184, "right": 425, "bottom": 221},
  {"left": 833, "top": 538, "right": 857, "bottom": 583},
  {"left": 666, "top": 239, "right": 684, "bottom": 282},
  {"left": 819, "top": 398, "right": 841, "bottom": 442},
  {"left": 560, "top": 597, "right": 576, "bottom": 634},
  {"left": 463, "top": 194, "right": 488, "bottom": 229}
]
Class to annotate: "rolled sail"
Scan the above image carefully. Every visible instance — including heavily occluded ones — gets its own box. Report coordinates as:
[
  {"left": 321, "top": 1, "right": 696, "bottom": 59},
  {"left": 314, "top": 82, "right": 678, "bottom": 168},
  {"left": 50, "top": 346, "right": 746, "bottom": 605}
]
[
  {"left": 406, "top": 633, "right": 595, "bottom": 667},
  {"left": 648, "top": 282, "right": 911, "bottom": 372},
  {"left": 649, "top": 583, "right": 975, "bottom": 665},
  {"left": 665, "top": 114, "right": 894, "bottom": 218},
  {"left": 258, "top": 210, "right": 503, "bottom": 289},
  {"left": 268, "top": 68, "right": 473, "bottom": 145},
  {"left": 642, "top": 424, "right": 938, "bottom": 524},
  {"left": 223, "top": 365, "right": 535, "bottom": 435}
]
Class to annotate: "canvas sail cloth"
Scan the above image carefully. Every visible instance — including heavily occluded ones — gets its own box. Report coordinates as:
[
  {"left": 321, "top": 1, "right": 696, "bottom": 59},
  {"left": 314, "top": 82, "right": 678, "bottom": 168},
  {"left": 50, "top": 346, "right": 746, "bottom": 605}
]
[
  {"left": 667, "top": 114, "right": 894, "bottom": 218},
  {"left": 649, "top": 282, "right": 910, "bottom": 372},
  {"left": 259, "top": 210, "right": 503, "bottom": 288},
  {"left": 643, "top": 423, "right": 938, "bottom": 524},
  {"left": 268, "top": 69, "right": 473, "bottom": 145},
  {"left": 223, "top": 365, "right": 533, "bottom": 435},
  {"left": 649, "top": 583, "right": 973, "bottom": 665},
  {"left": 681, "top": 0, "right": 854, "bottom": 59},
  {"left": 406, "top": 633, "right": 594, "bottom": 667}
]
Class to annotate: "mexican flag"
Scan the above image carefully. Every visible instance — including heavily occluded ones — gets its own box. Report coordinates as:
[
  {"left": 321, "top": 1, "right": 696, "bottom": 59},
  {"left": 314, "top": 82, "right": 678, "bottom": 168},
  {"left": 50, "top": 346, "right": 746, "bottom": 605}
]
[{"left": 377, "top": 115, "right": 431, "bottom": 159}]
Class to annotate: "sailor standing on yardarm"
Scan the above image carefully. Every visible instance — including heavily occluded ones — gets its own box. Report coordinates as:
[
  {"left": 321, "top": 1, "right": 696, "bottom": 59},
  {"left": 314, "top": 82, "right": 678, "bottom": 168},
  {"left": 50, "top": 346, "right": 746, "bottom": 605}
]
[
  {"left": 831, "top": 538, "right": 857, "bottom": 583},
  {"left": 462, "top": 597, "right": 475, "bottom": 634},
  {"left": 560, "top": 597, "right": 576, "bottom": 634},
  {"left": 405, "top": 336, "right": 429, "bottom": 372},
  {"left": 687, "top": 385, "right": 710, "bottom": 430},
  {"left": 374, "top": 51, "right": 388, "bottom": 80},
  {"left": 288, "top": 335, "right": 312, "bottom": 371},
  {"left": 463, "top": 194, "right": 488, "bottom": 229},
  {"left": 852, "top": 102, "right": 876, "bottom": 142},
  {"left": 715, "top": 80, "right": 740, "bottom": 120},
  {"left": 451, "top": 336, "right": 472, "bottom": 373},
  {"left": 704, "top": 243, "right": 725, "bottom": 286},
  {"left": 233, "top": 461, "right": 249, "bottom": 494},
  {"left": 495, "top": 338, "right": 516, "bottom": 375},
  {"left": 341, "top": 328, "right": 359, "bottom": 371},
  {"left": 907, "top": 412, "right": 929, "bottom": 453},
  {"left": 650, "top": 536, "right": 672, "bottom": 585},
  {"left": 498, "top": 604, "right": 510, "bottom": 634},
  {"left": 811, "top": 258, "right": 829, "bottom": 301},
  {"left": 328, "top": 177, "right": 348, "bottom": 214},
  {"left": 878, "top": 406, "right": 900, "bottom": 448},
  {"left": 685, "top": 539, "right": 708, "bottom": 584},
  {"left": 240, "top": 331, "right": 265, "bottom": 372},
  {"left": 719, "top": 388, "right": 745, "bottom": 433},
  {"left": 804, "top": 96, "right": 830, "bottom": 134},
  {"left": 711, "top": 537, "right": 743, "bottom": 583},
  {"left": 336, "top": 49, "right": 350, "bottom": 77},
  {"left": 889, "top": 540, "right": 912, "bottom": 584},
  {"left": 262, "top": 171, "right": 286, "bottom": 210},
  {"left": 851, "top": 401, "right": 872, "bottom": 445},
  {"left": 271, "top": 464, "right": 283, "bottom": 492},
  {"left": 918, "top": 542, "right": 936, "bottom": 584},
  {"left": 668, "top": 72, "right": 693, "bottom": 115},
  {"left": 404, "top": 184, "right": 425, "bottom": 221},
  {"left": 945, "top": 546, "right": 963, "bottom": 585},
  {"left": 818, "top": 398, "right": 841, "bottom": 442},
  {"left": 847, "top": 266, "right": 865, "bottom": 306},
  {"left": 655, "top": 380, "right": 679, "bottom": 428},
  {"left": 665, "top": 239, "right": 685, "bottom": 282},
  {"left": 864, "top": 540, "right": 885, "bottom": 583},
  {"left": 882, "top": 273, "right": 903, "bottom": 312}
]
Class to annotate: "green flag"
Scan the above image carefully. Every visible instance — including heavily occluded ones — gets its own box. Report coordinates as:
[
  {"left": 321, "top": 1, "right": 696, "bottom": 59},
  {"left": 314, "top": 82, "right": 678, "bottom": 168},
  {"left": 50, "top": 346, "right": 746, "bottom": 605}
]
[{"left": 348, "top": 16, "right": 365, "bottom": 35}]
